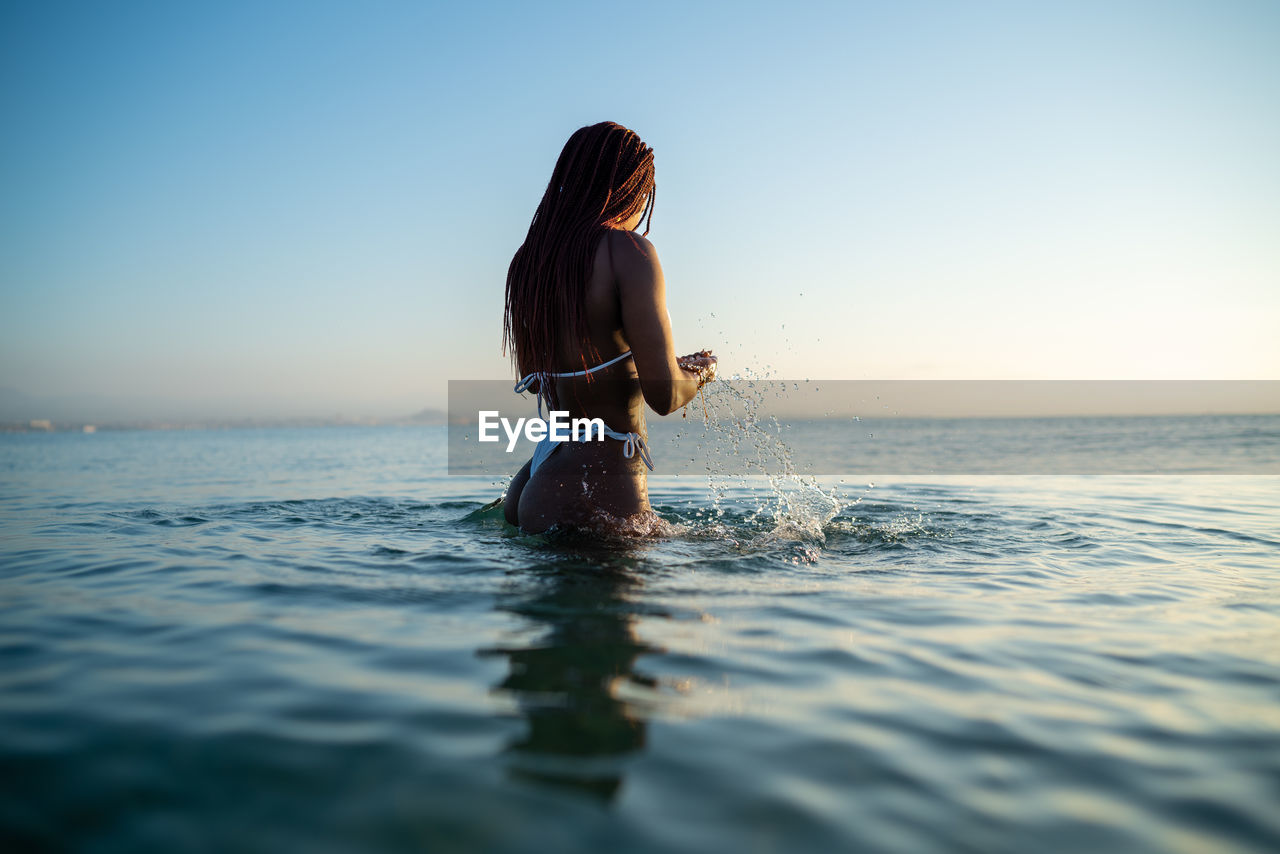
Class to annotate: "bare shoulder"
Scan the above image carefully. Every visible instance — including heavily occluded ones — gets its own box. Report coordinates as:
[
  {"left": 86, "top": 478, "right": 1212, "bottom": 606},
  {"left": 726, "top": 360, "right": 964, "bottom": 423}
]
[{"left": 607, "top": 230, "right": 663, "bottom": 289}]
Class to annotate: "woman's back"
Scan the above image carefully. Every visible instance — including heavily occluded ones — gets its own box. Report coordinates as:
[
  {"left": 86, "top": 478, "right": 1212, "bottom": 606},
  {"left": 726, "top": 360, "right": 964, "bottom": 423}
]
[{"left": 548, "top": 230, "right": 645, "bottom": 435}]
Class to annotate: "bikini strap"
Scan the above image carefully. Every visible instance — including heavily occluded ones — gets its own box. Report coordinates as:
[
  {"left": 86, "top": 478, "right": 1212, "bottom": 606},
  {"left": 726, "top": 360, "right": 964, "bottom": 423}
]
[
  {"left": 513, "top": 349, "right": 633, "bottom": 419},
  {"left": 517, "top": 350, "right": 632, "bottom": 385}
]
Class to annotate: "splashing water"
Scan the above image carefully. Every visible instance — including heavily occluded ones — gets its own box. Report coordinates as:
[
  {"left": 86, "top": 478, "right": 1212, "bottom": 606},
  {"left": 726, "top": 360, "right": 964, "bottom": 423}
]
[{"left": 668, "top": 371, "right": 857, "bottom": 553}]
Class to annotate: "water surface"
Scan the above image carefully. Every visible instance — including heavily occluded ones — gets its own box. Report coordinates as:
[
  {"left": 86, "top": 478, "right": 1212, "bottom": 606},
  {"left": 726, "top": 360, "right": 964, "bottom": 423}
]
[{"left": 1, "top": 425, "right": 1278, "bottom": 852}]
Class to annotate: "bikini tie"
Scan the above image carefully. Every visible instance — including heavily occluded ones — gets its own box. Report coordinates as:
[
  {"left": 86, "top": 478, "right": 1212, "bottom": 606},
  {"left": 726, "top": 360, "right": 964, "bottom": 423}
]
[
  {"left": 618, "top": 432, "right": 655, "bottom": 472},
  {"left": 512, "top": 373, "right": 548, "bottom": 418}
]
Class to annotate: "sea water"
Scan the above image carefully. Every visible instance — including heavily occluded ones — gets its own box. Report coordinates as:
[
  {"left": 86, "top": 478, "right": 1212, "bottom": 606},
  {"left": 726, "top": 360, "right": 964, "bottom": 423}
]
[{"left": 1, "top": 420, "right": 1278, "bottom": 852}]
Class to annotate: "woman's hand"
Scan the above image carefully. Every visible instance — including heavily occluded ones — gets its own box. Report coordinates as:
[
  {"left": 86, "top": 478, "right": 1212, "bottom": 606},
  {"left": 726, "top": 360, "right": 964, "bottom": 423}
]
[{"left": 678, "top": 349, "right": 717, "bottom": 386}]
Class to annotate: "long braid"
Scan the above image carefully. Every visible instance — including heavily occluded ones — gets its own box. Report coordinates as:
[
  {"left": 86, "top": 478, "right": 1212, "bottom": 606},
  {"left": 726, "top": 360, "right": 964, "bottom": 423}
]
[{"left": 503, "top": 122, "right": 655, "bottom": 410}]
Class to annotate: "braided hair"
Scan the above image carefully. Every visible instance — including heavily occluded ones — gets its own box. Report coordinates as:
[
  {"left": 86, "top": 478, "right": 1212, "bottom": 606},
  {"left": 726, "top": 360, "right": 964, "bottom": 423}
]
[{"left": 503, "top": 122, "right": 655, "bottom": 404}]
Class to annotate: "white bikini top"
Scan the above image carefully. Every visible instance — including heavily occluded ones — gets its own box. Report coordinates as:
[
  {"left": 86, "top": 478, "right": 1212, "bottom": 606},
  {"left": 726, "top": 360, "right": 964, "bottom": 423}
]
[{"left": 513, "top": 350, "right": 635, "bottom": 414}]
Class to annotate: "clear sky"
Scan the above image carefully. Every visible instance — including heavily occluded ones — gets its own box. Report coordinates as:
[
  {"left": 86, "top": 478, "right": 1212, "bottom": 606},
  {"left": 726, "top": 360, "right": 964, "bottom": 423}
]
[{"left": 2, "top": 0, "right": 1277, "bottom": 419}]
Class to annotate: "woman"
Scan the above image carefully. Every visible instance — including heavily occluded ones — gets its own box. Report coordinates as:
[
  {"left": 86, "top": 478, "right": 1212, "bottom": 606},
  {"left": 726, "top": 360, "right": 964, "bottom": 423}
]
[{"left": 502, "top": 122, "right": 716, "bottom": 534}]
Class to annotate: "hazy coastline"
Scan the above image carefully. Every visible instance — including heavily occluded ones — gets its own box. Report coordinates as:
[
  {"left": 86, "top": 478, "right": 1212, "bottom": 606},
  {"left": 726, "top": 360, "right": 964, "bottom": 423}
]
[{"left": 0, "top": 408, "right": 446, "bottom": 433}]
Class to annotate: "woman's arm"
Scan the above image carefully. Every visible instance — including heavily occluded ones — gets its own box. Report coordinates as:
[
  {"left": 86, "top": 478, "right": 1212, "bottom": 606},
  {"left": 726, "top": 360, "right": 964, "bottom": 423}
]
[{"left": 614, "top": 232, "right": 715, "bottom": 416}]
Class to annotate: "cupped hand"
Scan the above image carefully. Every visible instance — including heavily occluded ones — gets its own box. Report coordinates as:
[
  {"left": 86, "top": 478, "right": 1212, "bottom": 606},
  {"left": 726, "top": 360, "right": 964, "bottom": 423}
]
[{"left": 678, "top": 349, "right": 717, "bottom": 382}]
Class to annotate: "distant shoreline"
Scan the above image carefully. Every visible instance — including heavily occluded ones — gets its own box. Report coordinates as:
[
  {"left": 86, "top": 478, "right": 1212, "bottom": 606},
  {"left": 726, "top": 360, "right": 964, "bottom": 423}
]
[
  {"left": 6, "top": 410, "right": 1276, "bottom": 435},
  {"left": 0, "top": 410, "right": 447, "bottom": 434}
]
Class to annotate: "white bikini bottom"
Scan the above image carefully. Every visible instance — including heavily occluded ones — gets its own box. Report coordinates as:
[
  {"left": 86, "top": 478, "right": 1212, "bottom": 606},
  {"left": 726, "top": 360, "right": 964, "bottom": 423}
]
[{"left": 529, "top": 427, "right": 653, "bottom": 476}]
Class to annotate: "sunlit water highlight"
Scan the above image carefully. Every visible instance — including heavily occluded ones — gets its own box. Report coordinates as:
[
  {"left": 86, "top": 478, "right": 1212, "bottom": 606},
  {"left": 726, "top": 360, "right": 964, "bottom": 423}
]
[{"left": 1, "top": 424, "right": 1278, "bottom": 852}]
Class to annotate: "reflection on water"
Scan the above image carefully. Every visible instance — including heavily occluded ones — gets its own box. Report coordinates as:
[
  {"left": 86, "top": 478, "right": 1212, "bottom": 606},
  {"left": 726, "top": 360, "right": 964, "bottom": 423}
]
[{"left": 481, "top": 550, "right": 662, "bottom": 801}]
